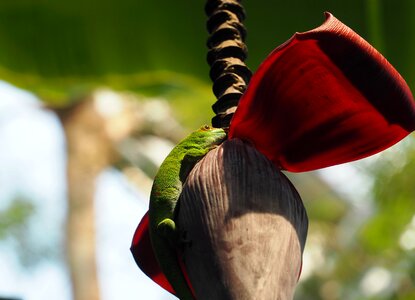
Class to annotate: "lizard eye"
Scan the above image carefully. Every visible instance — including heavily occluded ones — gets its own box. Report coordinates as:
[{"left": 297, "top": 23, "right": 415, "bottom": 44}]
[{"left": 201, "top": 125, "right": 212, "bottom": 131}]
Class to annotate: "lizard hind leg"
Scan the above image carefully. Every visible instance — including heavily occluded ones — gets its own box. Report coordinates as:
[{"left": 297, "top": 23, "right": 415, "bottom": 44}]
[{"left": 156, "top": 218, "right": 178, "bottom": 242}]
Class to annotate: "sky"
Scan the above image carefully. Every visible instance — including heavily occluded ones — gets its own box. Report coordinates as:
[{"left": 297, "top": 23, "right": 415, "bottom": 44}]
[{"left": 0, "top": 80, "right": 175, "bottom": 300}]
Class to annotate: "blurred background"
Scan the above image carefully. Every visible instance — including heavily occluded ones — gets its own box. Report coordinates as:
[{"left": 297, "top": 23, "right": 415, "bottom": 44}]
[{"left": 0, "top": 1, "right": 414, "bottom": 299}]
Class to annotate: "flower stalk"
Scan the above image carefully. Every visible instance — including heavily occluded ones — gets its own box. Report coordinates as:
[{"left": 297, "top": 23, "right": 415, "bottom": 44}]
[{"left": 205, "top": 0, "right": 252, "bottom": 129}]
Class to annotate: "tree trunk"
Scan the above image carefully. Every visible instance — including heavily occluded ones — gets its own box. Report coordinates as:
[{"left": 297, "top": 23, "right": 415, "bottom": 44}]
[
  {"left": 179, "top": 139, "right": 308, "bottom": 300},
  {"left": 57, "top": 98, "right": 115, "bottom": 300}
]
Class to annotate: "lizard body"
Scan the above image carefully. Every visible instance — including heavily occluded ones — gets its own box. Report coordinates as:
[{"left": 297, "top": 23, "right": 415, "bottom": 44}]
[{"left": 149, "top": 125, "right": 226, "bottom": 300}]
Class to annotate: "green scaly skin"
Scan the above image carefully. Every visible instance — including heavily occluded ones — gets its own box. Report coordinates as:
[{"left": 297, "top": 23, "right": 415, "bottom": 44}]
[{"left": 149, "top": 125, "right": 227, "bottom": 300}]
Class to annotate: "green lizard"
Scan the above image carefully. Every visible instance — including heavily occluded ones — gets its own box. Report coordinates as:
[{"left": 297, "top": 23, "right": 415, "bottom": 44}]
[{"left": 149, "top": 125, "right": 227, "bottom": 300}]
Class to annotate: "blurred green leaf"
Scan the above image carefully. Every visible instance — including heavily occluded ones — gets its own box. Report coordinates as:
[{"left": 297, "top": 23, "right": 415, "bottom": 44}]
[
  {"left": 0, "top": 197, "right": 34, "bottom": 239},
  {"left": 288, "top": 172, "right": 349, "bottom": 223},
  {"left": 0, "top": 0, "right": 414, "bottom": 107},
  {"left": 359, "top": 142, "right": 415, "bottom": 254}
]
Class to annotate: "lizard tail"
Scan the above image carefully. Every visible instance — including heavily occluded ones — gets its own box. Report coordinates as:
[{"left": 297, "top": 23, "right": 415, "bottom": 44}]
[
  {"left": 153, "top": 236, "right": 196, "bottom": 300},
  {"left": 131, "top": 212, "right": 196, "bottom": 299}
]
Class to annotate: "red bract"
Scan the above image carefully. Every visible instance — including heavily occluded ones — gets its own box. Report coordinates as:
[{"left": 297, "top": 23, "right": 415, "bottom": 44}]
[
  {"left": 229, "top": 12, "right": 415, "bottom": 172},
  {"left": 132, "top": 12, "right": 415, "bottom": 296}
]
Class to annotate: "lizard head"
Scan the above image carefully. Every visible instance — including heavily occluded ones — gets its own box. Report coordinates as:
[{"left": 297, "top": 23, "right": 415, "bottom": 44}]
[{"left": 189, "top": 125, "right": 227, "bottom": 148}]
